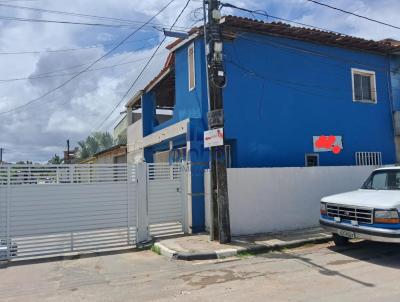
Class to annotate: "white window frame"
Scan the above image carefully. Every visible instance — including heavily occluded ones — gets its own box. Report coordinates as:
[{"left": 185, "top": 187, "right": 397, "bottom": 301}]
[
  {"left": 188, "top": 43, "right": 196, "bottom": 91},
  {"left": 351, "top": 68, "right": 377, "bottom": 104}
]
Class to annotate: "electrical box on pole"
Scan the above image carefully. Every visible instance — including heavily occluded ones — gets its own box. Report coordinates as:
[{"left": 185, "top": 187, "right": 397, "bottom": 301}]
[{"left": 203, "top": 0, "right": 231, "bottom": 243}]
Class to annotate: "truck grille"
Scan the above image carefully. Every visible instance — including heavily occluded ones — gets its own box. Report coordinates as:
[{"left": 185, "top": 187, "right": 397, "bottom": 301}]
[{"left": 326, "top": 203, "right": 373, "bottom": 224}]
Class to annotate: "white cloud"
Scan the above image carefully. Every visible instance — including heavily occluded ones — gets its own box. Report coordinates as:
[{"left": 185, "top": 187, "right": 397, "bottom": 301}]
[{"left": 46, "top": 112, "right": 88, "bottom": 133}]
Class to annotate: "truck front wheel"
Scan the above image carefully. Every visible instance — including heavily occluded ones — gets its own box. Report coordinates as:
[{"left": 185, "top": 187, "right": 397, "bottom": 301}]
[{"left": 332, "top": 233, "right": 350, "bottom": 246}]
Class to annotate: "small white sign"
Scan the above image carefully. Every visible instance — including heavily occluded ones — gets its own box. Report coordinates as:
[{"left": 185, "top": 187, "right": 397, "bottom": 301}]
[{"left": 204, "top": 128, "right": 224, "bottom": 148}]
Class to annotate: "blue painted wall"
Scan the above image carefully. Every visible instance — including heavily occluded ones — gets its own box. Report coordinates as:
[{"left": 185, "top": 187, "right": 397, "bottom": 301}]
[
  {"left": 152, "top": 39, "right": 209, "bottom": 133},
  {"left": 141, "top": 33, "right": 399, "bottom": 232},
  {"left": 222, "top": 32, "right": 396, "bottom": 167},
  {"left": 141, "top": 39, "right": 210, "bottom": 232}
]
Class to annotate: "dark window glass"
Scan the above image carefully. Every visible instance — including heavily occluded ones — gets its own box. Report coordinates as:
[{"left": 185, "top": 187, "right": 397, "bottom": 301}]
[
  {"left": 353, "top": 72, "right": 373, "bottom": 101},
  {"left": 306, "top": 154, "right": 319, "bottom": 167},
  {"left": 362, "top": 170, "right": 400, "bottom": 190},
  {"left": 354, "top": 74, "right": 363, "bottom": 100},
  {"left": 361, "top": 75, "right": 372, "bottom": 100}
]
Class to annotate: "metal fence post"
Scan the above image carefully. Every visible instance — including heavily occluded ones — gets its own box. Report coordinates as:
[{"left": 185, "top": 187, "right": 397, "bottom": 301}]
[
  {"left": 56, "top": 166, "right": 60, "bottom": 184},
  {"left": 136, "top": 163, "right": 149, "bottom": 244},
  {"left": 126, "top": 165, "right": 134, "bottom": 245},
  {"left": 69, "top": 165, "right": 74, "bottom": 183},
  {"left": 70, "top": 232, "right": 74, "bottom": 252},
  {"left": 180, "top": 163, "right": 189, "bottom": 234}
]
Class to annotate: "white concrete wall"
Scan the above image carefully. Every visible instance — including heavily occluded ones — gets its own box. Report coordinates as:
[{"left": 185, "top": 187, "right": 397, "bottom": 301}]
[
  {"left": 127, "top": 119, "right": 144, "bottom": 164},
  {"left": 206, "top": 166, "right": 376, "bottom": 235}
]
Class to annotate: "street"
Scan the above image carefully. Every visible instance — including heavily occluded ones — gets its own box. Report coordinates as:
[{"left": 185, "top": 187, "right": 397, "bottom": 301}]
[{"left": 0, "top": 240, "right": 399, "bottom": 302}]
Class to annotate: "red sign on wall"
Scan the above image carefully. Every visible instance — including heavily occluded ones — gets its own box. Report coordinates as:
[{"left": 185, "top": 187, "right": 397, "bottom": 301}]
[
  {"left": 313, "top": 135, "right": 342, "bottom": 154},
  {"left": 204, "top": 128, "right": 224, "bottom": 148}
]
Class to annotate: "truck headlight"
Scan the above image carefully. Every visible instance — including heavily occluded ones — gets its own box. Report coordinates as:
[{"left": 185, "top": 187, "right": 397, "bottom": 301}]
[
  {"left": 320, "top": 203, "right": 327, "bottom": 215},
  {"left": 374, "top": 210, "right": 400, "bottom": 224}
]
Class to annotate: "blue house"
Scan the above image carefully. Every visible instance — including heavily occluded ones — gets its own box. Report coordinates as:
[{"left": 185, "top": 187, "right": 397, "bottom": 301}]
[{"left": 126, "top": 16, "right": 400, "bottom": 232}]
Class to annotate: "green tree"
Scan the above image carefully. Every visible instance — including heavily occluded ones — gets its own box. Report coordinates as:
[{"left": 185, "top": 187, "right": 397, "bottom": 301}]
[
  {"left": 116, "top": 132, "right": 127, "bottom": 145},
  {"left": 48, "top": 154, "right": 63, "bottom": 165},
  {"left": 77, "top": 132, "right": 114, "bottom": 160}
]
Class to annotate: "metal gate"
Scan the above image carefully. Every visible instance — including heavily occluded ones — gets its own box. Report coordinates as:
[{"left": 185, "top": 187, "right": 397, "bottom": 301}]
[
  {"left": 147, "top": 163, "right": 187, "bottom": 237},
  {"left": 0, "top": 163, "right": 186, "bottom": 261}
]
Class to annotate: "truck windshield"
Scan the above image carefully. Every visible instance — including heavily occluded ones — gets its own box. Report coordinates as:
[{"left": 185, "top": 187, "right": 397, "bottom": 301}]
[{"left": 362, "top": 170, "right": 400, "bottom": 190}]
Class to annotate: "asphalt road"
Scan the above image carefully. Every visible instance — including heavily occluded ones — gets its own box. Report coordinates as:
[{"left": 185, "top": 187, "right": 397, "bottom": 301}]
[{"left": 0, "top": 240, "right": 399, "bottom": 302}]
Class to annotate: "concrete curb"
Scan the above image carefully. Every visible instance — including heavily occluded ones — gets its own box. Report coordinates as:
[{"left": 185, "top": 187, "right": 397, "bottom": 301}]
[{"left": 154, "top": 235, "right": 333, "bottom": 261}]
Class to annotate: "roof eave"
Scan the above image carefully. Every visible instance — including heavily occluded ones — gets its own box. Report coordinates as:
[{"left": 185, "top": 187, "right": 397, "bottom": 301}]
[
  {"left": 168, "top": 32, "right": 201, "bottom": 53},
  {"left": 125, "top": 90, "right": 144, "bottom": 108},
  {"left": 145, "top": 67, "right": 171, "bottom": 93}
]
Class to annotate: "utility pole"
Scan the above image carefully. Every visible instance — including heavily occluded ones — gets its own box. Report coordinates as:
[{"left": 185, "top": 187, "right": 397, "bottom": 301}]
[
  {"left": 0, "top": 147, "right": 3, "bottom": 164},
  {"left": 204, "top": 0, "right": 231, "bottom": 243}
]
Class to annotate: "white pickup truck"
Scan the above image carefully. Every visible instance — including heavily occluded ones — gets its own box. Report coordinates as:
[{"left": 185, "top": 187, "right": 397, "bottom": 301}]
[{"left": 320, "top": 167, "right": 400, "bottom": 246}]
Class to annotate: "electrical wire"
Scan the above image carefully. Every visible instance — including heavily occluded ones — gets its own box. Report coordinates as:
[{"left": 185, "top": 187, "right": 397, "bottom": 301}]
[
  {"left": 220, "top": 1, "right": 346, "bottom": 36},
  {"left": 0, "top": 15, "right": 166, "bottom": 29},
  {"left": 0, "top": 51, "right": 168, "bottom": 83},
  {"left": 305, "top": 0, "right": 400, "bottom": 31},
  {"left": 0, "top": 39, "right": 163, "bottom": 82},
  {"left": 95, "top": 0, "right": 192, "bottom": 131},
  {"left": 0, "top": 0, "right": 177, "bottom": 116},
  {"left": 226, "top": 58, "right": 367, "bottom": 103},
  {"left": 0, "top": 3, "right": 193, "bottom": 30},
  {"left": 229, "top": 32, "right": 398, "bottom": 74},
  {"left": 0, "top": 36, "right": 158, "bottom": 55}
]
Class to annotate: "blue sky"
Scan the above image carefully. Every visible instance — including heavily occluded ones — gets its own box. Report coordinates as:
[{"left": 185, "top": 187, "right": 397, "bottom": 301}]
[{"left": 0, "top": 0, "right": 399, "bottom": 162}]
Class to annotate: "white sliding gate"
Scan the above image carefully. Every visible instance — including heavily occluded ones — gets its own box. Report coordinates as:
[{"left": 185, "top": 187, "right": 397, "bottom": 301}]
[
  {"left": 0, "top": 163, "right": 186, "bottom": 261},
  {"left": 147, "top": 163, "right": 187, "bottom": 237}
]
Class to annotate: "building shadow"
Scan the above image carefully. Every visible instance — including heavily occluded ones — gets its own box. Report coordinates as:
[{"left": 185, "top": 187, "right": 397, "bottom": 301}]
[
  {"left": 327, "top": 240, "right": 400, "bottom": 269},
  {"left": 0, "top": 244, "right": 152, "bottom": 269}
]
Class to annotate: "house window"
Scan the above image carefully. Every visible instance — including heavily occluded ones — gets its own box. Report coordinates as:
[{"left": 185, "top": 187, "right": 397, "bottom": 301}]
[
  {"left": 351, "top": 68, "right": 377, "bottom": 103},
  {"left": 305, "top": 154, "right": 319, "bottom": 167},
  {"left": 188, "top": 43, "right": 195, "bottom": 91},
  {"left": 356, "top": 152, "right": 382, "bottom": 166}
]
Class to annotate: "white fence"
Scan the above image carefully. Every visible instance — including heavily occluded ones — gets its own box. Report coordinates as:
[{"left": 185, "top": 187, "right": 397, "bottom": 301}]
[
  {"left": 205, "top": 166, "right": 376, "bottom": 235},
  {"left": 0, "top": 163, "right": 186, "bottom": 261}
]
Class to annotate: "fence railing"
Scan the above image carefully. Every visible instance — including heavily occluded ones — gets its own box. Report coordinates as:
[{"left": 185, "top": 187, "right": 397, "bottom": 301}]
[
  {"left": 0, "top": 163, "right": 187, "bottom": 261},
  {"left": 0, "top": 164, "right": 130, "bottom": 185}
]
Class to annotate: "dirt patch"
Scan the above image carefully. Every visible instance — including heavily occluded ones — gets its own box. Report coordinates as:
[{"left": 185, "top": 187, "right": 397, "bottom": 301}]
[{"left": 175, "top": 268, "right": 270, "bottom": 289}]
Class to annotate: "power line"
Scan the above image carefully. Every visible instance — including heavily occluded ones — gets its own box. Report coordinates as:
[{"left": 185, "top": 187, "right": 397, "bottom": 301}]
[
  {"left": 0, "top": 15, "right": 166, "bottom": 29},
  {"left": 226, "top": 58, "right": 363, "bottom": 104},
  {"left": 220, "top": 1, "right": 345, "bottom": 35},
  {"left": 0, "top": 3, "right": 192, "bottom": 30},
  {"left": 0, "top": 51, "right": 168, "bottom": 83},
  {"left": 305, "top": 0, "right": 400, "bottom": 31},
  {"left": 96, "top": 0, "right": 192, "bottom": 131},
  {"left": 0, "top": 2, "right": 158, "bottom": 25},
  {"left": 233, "top": 33, "right": 398, "bottom": 74},
  {"left": 0, "top": 39, "right": 163, "bottom": 82},
  {"left": 0, "top": 0, "right": 177, "bottom": 116},
  {"left": 0, "top": 36, "right": 158, "bottom": 55}
]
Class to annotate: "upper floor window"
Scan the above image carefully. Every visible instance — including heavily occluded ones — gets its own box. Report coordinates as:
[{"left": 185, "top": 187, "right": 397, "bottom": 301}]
[
  {"left": 188, "top": 43, "right": 195, "bottom": 91},
  {"left": 351, "top": 68, "right": 377, "bottom": 104}
]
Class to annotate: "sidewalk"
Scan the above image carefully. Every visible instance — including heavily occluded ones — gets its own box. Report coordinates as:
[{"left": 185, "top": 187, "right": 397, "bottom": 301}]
[{"left": 154, "top": 227, "right": 332, "bottom": 260}]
